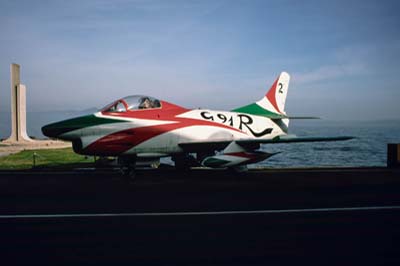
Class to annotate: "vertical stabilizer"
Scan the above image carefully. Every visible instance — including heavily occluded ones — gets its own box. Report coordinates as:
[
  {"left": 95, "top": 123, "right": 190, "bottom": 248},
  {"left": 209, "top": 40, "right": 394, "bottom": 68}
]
[
  {"left": 261, "top": 72, "right": 290, "bottom": 114},
  {"left": 232, "top": 72, "right": 290, "bottom": 117}
]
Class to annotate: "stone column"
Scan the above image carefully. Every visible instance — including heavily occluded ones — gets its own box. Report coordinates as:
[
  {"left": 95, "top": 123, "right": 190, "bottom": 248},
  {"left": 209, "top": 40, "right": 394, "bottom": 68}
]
[{"left": 6, "top": 63, "right": 32, "bottom": 142}]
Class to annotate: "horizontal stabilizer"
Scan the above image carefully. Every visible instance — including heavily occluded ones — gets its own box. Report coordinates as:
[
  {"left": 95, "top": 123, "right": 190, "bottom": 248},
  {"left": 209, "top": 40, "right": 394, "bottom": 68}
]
[
  {"left": 237, "top": 135, "right": 354, "bottom": 145},
  {"left": 285, "top": 116, "right": 320, "bottom": 119},
  {"left": 232, "top": 111, "right": 319, "bottom": 119}
]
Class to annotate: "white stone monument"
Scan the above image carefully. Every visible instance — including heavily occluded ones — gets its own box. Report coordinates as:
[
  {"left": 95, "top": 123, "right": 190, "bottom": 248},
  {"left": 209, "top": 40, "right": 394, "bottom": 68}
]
[{"left": 5, "top": 63, "right": 32, "bottom": 142}]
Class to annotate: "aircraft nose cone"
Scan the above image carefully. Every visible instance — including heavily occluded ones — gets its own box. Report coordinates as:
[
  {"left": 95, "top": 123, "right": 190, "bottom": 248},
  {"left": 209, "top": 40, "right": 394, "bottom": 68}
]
[
  {"left": 41, "top": 123, "right": 52, "bottom": 138},
  {"left": 41, "top": 114, "right": 107, "bottom": 139},
  {"left": 41, "top": 116, "right": 88, "bottom": 139},
  {"left": 41, "top": 121, "right": 67, "bottom": 139}
]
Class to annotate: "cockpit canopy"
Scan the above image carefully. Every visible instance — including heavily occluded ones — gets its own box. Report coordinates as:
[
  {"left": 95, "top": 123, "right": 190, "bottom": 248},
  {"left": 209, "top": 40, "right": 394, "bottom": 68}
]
[{"left": 102, "top": 95, "right": 161, "bottom": 113}]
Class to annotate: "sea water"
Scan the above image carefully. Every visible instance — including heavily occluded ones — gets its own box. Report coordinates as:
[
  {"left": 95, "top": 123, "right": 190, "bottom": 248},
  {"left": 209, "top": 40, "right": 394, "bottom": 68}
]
[
  {"left": 1, "top": 111, "right": 399, "bottom": 167},
  {"left": 259, "top": 119, "right": 400, "bottom": 168}
]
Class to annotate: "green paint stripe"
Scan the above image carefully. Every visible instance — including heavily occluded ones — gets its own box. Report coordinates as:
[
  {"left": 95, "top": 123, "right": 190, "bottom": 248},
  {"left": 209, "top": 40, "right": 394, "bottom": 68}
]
[
  {"left": 232, "top": 103, "right": 285, "bottom": 119},
  {"left": 43, "top": 114, "right": 124, "bottom": 136},
  {"left": 57, "top": 114, "right": 123, "bottom": 128}
]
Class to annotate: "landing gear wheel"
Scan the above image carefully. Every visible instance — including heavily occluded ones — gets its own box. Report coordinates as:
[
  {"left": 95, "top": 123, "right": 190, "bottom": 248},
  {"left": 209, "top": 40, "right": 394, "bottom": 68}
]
[
  {"left": 121, "top": 166, "right": 136, "bottom": 180},
  {"left": 172, "top": 154, "right": 193, "bottom": 171},
  {"left": 118, "top": 156, "right": 137, "bottom": 181}
]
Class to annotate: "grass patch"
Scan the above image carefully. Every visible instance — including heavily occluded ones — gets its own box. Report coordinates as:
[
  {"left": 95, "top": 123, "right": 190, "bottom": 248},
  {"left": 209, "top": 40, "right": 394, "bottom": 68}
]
[{"left": 0, "top": 148, "right": 94, "bottom": 170}]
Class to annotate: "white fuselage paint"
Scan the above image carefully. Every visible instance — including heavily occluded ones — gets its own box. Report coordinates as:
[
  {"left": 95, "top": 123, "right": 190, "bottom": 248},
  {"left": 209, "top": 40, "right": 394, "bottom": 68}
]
[{"left": 60, "top": 109, "right": 286, "bottom": 155}]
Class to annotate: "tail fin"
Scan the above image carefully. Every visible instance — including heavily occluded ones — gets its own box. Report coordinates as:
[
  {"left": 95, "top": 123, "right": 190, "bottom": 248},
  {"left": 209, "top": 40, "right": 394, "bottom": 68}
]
[{"left": 232, "top": 72, "right": 290, "bottom": 118}]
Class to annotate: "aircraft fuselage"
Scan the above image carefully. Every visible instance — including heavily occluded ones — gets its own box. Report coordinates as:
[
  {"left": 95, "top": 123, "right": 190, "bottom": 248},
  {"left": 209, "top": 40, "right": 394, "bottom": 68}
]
[{"left": 43, "top": 107, "right": 287, "bottom": 157}]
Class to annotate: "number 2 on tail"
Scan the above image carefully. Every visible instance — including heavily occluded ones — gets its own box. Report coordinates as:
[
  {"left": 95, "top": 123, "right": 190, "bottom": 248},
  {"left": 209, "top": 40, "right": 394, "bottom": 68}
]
[{"left": 278, "top": 83, "right": 283, "bottom": 94}]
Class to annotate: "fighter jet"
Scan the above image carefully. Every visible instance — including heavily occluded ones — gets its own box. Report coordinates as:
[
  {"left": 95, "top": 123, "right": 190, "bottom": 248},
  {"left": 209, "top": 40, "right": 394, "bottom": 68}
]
[{"left": 42, "top": 72, "right": 352, "bottom": 175}]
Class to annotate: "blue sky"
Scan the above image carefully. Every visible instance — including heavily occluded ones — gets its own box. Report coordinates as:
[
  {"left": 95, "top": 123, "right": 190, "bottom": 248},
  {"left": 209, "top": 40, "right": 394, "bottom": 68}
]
[{"left": 0, "top": 0, "right": 399, "bottom": 120}]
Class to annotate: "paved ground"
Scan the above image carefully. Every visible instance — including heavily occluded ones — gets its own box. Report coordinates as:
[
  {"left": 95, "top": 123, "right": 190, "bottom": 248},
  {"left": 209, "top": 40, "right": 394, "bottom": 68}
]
[{"left": 1, "top": 168, "right": 400, "bottom": 265}]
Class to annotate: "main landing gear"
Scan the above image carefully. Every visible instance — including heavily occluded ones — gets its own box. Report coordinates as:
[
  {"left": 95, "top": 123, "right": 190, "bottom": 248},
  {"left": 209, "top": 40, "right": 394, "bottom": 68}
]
[
  {"left": 118, "top": 156, "right": 136, "bottom": 179},
  {"left": 172, "top": 154, "right": 199, "bottom": 171}
]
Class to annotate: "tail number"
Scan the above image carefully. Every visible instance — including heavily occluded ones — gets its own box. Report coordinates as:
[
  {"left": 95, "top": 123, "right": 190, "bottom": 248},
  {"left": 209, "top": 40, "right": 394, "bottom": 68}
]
[
  {"left": 278, "top": 82, "right": 283, "bottom": 94},
  {"left": 200, "top": 111, "right": 273, "bottom": 137}
]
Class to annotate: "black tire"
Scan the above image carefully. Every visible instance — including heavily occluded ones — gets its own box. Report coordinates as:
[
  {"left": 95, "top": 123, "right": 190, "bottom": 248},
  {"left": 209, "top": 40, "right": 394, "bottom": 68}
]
[
  {"left": 118, "top": 155, "right": 137, "bottom": 180},
  {"left": 172, "top": 154, "right": 191, "bottom": 171}
]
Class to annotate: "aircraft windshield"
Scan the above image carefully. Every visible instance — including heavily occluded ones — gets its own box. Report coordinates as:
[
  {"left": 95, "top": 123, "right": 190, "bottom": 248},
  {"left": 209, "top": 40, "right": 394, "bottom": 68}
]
[
  {"left": 103, "top": 100, "right": 126, "bottom": 112},
  {"left": 102, "top": 95, "right": 161, "bottom": 112},
  {"left": 123, "top": 95, "right": 161, "bottom": 110}
]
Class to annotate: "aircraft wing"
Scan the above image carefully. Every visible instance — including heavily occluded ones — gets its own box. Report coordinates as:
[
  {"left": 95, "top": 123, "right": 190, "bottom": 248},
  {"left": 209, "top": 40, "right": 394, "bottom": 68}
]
[
  {"left": 178, "top": 140, "right": 232, "bottom": 152},
  {"left": 179, "top": 135, "right": 354, "bottom": 152}
]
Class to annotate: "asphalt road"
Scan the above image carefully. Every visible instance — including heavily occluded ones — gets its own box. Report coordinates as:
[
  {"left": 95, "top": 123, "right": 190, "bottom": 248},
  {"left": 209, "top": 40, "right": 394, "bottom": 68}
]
[{"left": 1, "top": 168, "right": 400, "bottom": 265}]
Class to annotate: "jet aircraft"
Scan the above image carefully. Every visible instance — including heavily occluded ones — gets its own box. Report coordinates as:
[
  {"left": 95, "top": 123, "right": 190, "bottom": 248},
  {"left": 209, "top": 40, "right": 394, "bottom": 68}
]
[{"left": 42, "top": 72, "right": 353, "bottom": 176}]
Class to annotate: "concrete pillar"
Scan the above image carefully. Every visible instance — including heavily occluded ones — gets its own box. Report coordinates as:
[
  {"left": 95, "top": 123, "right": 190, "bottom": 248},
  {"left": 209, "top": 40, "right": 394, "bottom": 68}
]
[{"left": 5, "top": 63, "right": 32, "bottom": 142}]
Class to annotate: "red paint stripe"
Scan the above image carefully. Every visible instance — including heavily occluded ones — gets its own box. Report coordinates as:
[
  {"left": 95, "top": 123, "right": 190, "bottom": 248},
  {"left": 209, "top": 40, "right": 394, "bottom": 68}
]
[
  {"left": 84, "top": 117, "right": 244, "bottom": 155},
  {"left": 266, "top": 77, "right": 281, "bottom": 113}
]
